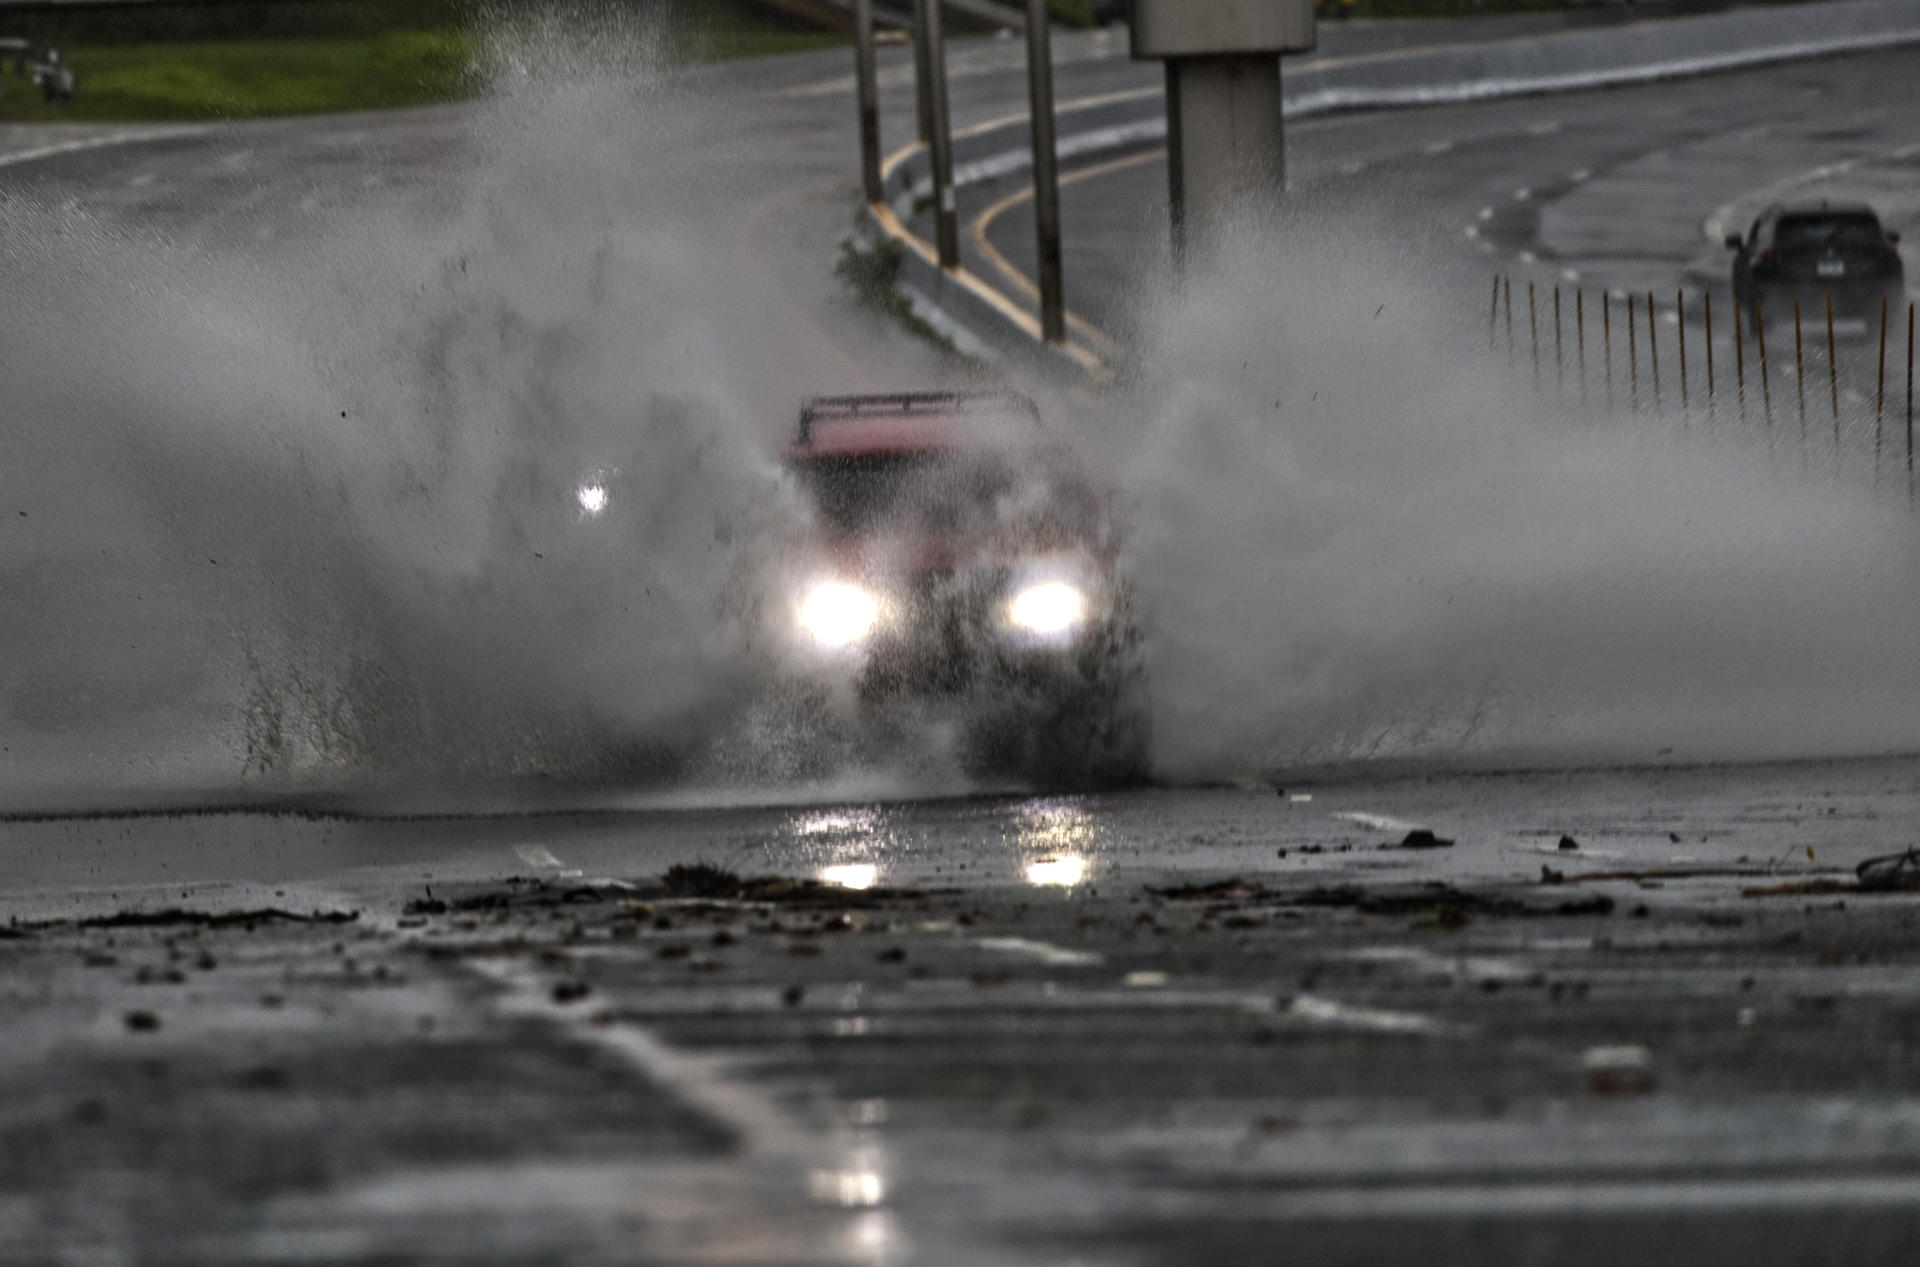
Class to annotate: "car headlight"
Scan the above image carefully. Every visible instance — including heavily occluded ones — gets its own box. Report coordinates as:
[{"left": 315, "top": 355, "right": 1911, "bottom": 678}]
[
  {"left": 1006, "top": 579, "right": 1090, "bottom": 639},
  {"left": 798, "top": 580, "right": 881, "bottom": 649}
]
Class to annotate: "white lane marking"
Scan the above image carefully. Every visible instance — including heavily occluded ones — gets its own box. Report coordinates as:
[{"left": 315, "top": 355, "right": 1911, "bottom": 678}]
[
  {"left": 1338, "top": 160, "right": 1366, "bottom": 176},
  {"left": 1344, "top": 945, "right": 1533, "bottom": 984},
  {"left": 1570, "top": 167, "right": 1592, "bottom": 182},
  {"left": 1331, "top": 811, "right": 1426, "bottom": 834},
  {"left": 1254, "top": 1174, "right": 1920, "bottom": 1220},
  {"left": 0, "top": 125, "right": 211, "bottom": 172},
  {"left": 1477, "top": 206, "right": 1494, "bottom": 220},
  {"left": 513, "top": 843, "right": 583, "bottom": 879},
  {"left": 1527, "top": 120, "right": 1562, "bottom": 136},
  {"left": 466, "top": 958, "right": 812, "bottom": 1161},
  {"left": 1285, "top": 994, "right": 1452, "bottom": 1037},
  {"left": 125, "top": 171, "right": 157, "bottom": 189},
  {"left": 973, "top": 936, "right": 1103, "bottom": 968},
  {"left": 1512, "top": 187, "right": 1532, "bottom": 201},
  {"left": 1422, "top": 138, "right": 1454, "bottom": 155}
]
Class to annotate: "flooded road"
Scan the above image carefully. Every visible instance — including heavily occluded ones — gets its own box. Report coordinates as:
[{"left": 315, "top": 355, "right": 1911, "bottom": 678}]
[{"left": 8, "top": 758, "right": 1920, "bottom": 1263}]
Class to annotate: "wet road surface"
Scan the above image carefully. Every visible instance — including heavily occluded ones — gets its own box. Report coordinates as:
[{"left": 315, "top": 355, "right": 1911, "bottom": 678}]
[{"left": 9, "top": 757, "right": 1920, "bottom": 1263}]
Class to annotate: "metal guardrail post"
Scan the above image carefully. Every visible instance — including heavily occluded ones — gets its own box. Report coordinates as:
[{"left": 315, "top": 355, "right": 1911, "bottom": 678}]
[
  {"left": 921, "top": 0, "right": 960, "bottom": 269},
  {"left": 1025, "top": 0, "right": 1064, "bottom": 342},
  {"left": 911, "top": 0, "right": 935, "bottom": 145},
  {"left": 853, "top": 0, "right": 883, "bottom": 205}
]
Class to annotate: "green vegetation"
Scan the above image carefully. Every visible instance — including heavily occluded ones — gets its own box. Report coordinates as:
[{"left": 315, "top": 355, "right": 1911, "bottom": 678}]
[
  {"left": 986, "top": 0, "right": 1094, "bottom": 27},
  {"left": 0, "top": 0, "right": 844, "bottom": 124}
]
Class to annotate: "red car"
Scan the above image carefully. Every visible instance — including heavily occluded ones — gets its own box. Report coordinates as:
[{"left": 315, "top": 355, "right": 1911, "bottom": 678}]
[{"left": 773, "top": 391, "right": 1147, "bottom": 786}]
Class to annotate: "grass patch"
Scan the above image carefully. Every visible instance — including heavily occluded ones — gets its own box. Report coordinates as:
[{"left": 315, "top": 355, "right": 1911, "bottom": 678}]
[
  {"left": 835, "top": 233, "right": 988, "bottom": 370},
  {"left": 0, "top": 0, "right": 845, "bottom": 124},
  {"left": 0, "top": 32, "right": 474, "bottom": 122}
]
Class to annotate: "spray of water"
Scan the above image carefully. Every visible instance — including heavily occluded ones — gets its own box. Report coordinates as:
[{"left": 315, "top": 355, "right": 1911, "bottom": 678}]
[
  {"left": 8, "top": 15, "right": 1919, "bottom": 807},
  {"left": 1109, "top": 210, "right": 1920, "bottom": 781},
  {"left": 0, "top": 13, "right": 846, "bottom": 803}
]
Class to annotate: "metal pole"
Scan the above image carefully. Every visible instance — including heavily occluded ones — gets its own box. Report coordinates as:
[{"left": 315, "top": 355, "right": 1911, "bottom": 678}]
[
  {"left": 1528, "top": 281, "right": 1539, "bottom": 389},
  {"left": 1826, "top": 291, "right": 1840, "bottom": 451},
  {"left": 1908, "top": 302, "right": 1914, "bottom": 506},
  {"left": 1554, "top": 286, "right": 1564, "bottom": 396},
  {"left": 1793, "top": 297, "right": 1807, "bottom": 456},
  {"left": 1504, "top": 277, "right": 1514, "bottom": 365},
  {"left": 922, "top": 0, "right": 960, "bottom": 270},
  {"left": 911, "top": 0, "right": 935, "bottom": 144},
  {"left": 1676, "top": 290, "right": 1689, "bottom": 416},
  {"left": 1603, "top": 292, "right": 1614, "bottom": 415},
  {"left": 1576, "top": 288, "right": 1587, "bottom": 409},
  {"left": 1705, "top": 291, "right": 1716, "bottom": 419},
  {"left": 1756, "top": 301, "right": 1773, "bottom": 435},
  {"left": 1489, "top": 275, "right": 1499, "bottom": 354},
  {"left": 1627, "top": 292, "right": 1639, "bottom": 412},
  {"left": 1645, "top": 290, "right": 1660, "bottom": 414},
  {"left": 1735, "top": 295, "right": 1747, "bottom": 425},
  {"left": 853, "top": 0, "right": 884, "bottom": 206},
  {"left": 1877, "top": 295, "right": 1888, "bottom": 480},
  {"left": 1025, "top": 0, "right": 1065, "bottom": 343}
]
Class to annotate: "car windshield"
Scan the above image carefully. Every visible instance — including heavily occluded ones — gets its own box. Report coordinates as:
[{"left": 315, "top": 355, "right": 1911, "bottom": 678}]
[
  {"left": 1773, "top": 213, "right": 1884, "bottom": 249},
  {"left": 792, "top": 449, "right": 1099, "bottom": 544}
]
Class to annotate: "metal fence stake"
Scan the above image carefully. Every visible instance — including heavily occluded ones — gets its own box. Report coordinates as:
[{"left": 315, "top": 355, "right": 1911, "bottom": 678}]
[
  {"left": 1603, "top": 292, "right": 1614, "bottom": 414},
  {"left": 1793, "top": 297, "right": 1807, "bottom": 460},
  {"left": 1576, "top": 288, "right": 1587, "bottom": 409},
  {"left": 1755, "top": 301, "right": 1773, "bottom": 436},
  {"left": 1504, "top": 277, "right": 1514, "bottom": 365},
  {"left": 1877, "top": 295, "right": 1889, "bottom": 482},
  {"left": 1646, "top": 290, "right": 1661, "bottom": 414},
  {"left": 1705, "top": 291, "right": 1716, "bottom": 420},
  {"left": 1676, "top": 290, "right": 1689, "bottom": 417},
  {"left": 1553, "top": 286, "right": 1564, "bottom": 396},
  {"left": 1827, "top": 292, "right": 1840, "bottom": 451},
  {"left": 1528, "top": 281, "right": 1540, "bottom": 388},
  {"left": 1627, "top": 292, "right": 1639, "bottom": 412}
]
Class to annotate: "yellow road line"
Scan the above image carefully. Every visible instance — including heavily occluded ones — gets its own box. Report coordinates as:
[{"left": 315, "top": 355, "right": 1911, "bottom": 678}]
[
  {"left": 970, "top": 149, "right": 1163, "bottom": 360},
  {"left": 868, "top": 199, "right": 1107, "bottom": 376}
]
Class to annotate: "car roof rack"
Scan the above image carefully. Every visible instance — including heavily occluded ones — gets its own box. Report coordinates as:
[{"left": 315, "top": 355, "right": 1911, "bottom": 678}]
[{"left": 795, "top": 390, "right": 1040, "bottom": 445}]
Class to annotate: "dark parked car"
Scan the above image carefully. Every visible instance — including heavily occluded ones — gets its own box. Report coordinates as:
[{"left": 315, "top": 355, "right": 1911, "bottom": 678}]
[{"left": 1727, "top": 201, "right": 1905, "bottom": 339}]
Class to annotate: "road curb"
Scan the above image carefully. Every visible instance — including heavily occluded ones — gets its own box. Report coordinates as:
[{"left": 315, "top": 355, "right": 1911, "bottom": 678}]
[{"left": 858, "top": 0, "right": 1920, "bottom": 379}]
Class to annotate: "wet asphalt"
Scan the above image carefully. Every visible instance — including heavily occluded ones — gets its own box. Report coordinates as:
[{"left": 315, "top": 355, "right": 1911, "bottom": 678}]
[
  {"left": 8, "top": 758, "right": 1920, "bottom": 1263},
  {"left": 8, "top": 13, "right": 1920, "bottom": 1265}
]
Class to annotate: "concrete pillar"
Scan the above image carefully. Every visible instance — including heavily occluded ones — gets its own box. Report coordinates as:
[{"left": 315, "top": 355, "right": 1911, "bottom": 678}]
[
  {"left": 1164, "top": 54, "right": 1283, "bottom": 261},
  {"left": 1131, "top": 0, "right": 1313, "bottom": 266}
]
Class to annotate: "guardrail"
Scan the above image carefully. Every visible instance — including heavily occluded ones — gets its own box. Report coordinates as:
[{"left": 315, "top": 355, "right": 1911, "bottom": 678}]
[{"left": 860, "top": 0, "right": 1920, "bottom": 380}]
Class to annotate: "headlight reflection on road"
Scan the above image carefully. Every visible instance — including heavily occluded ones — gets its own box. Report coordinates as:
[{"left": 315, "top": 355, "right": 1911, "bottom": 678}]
[
  {"left": 799, "top": 580, "right": 881, "bottom": 649},
  {"left": 1017, "top": 800, "right": 1101, "bottom": 888},
  {"left": 576, "top": 482, "right": 610, "bottom": 516},
  {"left": 810, "top": 1167, "right": 886, "bottom": 1208},
  {"left": 1024, "top": 854, "right": 1087, "bottom": 887},
  {"left": 820, "top": 863, "right": 879, "bottom": 890}
]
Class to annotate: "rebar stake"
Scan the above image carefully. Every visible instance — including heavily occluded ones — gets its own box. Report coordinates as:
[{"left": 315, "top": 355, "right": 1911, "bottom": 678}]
[
  {"left": 1646, "top": 290, "right": 1661, "bottom": 414},
  {"left": 1676, "top": 290, "right": 1689, "bottom": 418}
]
